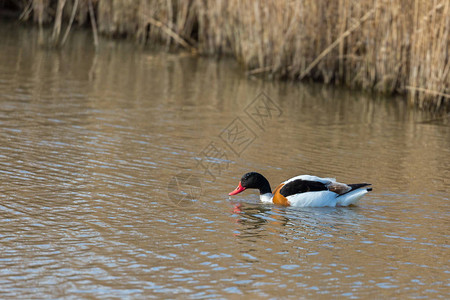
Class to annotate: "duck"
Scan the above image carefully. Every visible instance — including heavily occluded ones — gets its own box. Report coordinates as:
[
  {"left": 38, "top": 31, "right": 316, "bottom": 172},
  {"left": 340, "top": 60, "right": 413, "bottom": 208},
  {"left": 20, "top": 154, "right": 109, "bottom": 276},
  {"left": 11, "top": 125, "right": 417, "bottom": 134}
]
[{"left": 229, "top": 172, "right": 372, "bottom": 207}]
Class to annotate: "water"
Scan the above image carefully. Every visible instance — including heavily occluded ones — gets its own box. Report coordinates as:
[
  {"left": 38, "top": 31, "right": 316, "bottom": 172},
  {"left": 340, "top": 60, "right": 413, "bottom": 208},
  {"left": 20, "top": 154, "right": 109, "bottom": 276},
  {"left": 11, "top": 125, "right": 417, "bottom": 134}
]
[{"left": 0, "top": 21, "right": 449, "bottom": 298}]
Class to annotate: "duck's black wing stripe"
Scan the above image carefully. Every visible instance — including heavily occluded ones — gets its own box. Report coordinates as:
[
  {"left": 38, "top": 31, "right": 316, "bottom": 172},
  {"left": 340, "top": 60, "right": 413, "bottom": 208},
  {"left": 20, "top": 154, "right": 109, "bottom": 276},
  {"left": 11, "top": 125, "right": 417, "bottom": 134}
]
[{"left": 279, "top": 180, "right": 328, "bottom": 197}]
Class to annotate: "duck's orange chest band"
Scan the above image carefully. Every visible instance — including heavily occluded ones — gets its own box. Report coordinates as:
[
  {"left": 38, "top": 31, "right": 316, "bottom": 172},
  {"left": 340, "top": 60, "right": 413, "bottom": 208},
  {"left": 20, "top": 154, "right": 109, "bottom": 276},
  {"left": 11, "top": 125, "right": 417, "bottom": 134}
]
[{"left": 272, "top": 183, "right": 289, "bottom": 206}]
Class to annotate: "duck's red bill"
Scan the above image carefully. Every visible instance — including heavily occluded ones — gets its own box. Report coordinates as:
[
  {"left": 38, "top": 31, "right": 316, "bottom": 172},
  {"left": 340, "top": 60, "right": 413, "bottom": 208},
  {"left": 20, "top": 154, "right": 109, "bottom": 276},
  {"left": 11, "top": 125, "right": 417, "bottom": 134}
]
[{"left": 229, "top": 181, "right": 246, "bottom": 196}]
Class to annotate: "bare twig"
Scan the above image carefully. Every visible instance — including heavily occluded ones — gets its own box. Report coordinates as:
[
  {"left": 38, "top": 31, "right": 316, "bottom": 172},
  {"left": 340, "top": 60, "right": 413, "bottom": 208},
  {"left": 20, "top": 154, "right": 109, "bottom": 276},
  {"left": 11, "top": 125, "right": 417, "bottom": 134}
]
[
  {"left": 146, "top": 16, "right": 197, "bottom": 54},
  {"left": 19, "top": 0, "right": 33, "bottom": 21},
  {"left": 246, "top": 66, "right": 272, "bottom": 75}
]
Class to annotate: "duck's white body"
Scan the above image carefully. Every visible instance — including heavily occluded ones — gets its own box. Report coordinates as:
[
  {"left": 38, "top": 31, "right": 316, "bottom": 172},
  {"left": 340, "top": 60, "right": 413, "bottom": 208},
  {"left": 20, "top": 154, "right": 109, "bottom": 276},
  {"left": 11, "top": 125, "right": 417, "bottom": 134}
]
[
  {"left": 271, "top": 175, "right": 369, "bottom": 207},
  {"left": 261, "top": 187, "right": 369, "bottom": 207},
  {"left": 232, "top": 174, "right": 371, "bottom": 208}
]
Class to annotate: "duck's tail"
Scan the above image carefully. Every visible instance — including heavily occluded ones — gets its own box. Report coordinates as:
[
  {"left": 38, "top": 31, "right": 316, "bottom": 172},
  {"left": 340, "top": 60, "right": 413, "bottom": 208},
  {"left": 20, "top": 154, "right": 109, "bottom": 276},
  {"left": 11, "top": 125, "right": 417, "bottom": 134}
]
[
  {"left": 348, "top": 183, "right": 372, "bottom": 191},
  {"left": 337, "top": 183, "right": 372, "bottom": 206}
]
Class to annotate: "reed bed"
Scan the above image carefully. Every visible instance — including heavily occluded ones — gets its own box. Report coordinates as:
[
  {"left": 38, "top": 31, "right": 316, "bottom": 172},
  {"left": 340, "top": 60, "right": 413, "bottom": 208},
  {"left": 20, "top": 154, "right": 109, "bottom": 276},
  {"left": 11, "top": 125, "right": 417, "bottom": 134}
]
[{"left": 8, "top": 0, "right": 450, "bottom": 110}]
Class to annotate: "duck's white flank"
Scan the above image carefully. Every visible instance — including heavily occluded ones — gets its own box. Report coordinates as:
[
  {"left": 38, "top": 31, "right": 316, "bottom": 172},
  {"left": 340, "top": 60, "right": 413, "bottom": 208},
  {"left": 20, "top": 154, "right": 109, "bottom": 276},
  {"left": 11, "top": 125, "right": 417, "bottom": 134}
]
[
  {"left": 336, "top": 188, "right": 369, "bottom": 206},
  {"left": 259, "top": 175, "right": 369, "bottom": 207},
  {"left": 286, "top": 188, "right": 368, "bottom": 207}
]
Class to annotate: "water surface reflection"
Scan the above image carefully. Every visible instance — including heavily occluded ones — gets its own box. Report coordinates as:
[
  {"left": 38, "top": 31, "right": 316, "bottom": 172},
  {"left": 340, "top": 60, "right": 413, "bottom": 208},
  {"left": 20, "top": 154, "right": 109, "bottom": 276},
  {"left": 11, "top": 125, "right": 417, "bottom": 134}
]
[{"left": 0, "top": 21, "right": 448, "bottom": 298}]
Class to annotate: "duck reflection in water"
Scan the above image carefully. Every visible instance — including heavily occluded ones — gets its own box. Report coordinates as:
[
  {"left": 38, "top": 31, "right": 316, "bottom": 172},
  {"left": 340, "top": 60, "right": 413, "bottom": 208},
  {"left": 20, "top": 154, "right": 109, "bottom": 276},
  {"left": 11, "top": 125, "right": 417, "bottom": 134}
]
[
  {"left": 231, "top": 202, "right": 290, "bottom": 239},
  {"left": 230, "top": 201, "right": 366, "bottom": 240}
]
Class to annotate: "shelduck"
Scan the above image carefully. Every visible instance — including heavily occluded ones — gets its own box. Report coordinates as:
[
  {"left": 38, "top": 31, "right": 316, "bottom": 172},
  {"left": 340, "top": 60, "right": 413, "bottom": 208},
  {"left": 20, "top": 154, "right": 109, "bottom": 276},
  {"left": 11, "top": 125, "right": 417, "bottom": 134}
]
[{"left": 229, "top": 172, "right": 372, "bottom": 207}]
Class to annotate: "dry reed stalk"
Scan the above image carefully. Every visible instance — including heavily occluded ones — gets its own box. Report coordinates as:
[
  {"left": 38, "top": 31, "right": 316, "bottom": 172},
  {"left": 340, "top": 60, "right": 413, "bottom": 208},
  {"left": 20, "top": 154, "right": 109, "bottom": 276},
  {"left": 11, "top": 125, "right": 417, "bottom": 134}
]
[
  {"left": 32, "top": 0, "right": 45, "bottom": 45},
  {"left": 88, "top": 0, "right": 98, "bottom": 48},
  {"left": 61, "top": 0, "right": 79, "bottom": 46},
  {"left": 51, "top": 0, "right": 66, "bottom": 45}
]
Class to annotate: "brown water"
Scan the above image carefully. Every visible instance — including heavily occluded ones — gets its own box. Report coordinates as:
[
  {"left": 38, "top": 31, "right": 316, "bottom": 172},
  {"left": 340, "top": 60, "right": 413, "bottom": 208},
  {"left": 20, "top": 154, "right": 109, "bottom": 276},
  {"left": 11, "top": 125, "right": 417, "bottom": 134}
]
[{"left": 0, "top": 21, "right": 449, "bottom": 299}]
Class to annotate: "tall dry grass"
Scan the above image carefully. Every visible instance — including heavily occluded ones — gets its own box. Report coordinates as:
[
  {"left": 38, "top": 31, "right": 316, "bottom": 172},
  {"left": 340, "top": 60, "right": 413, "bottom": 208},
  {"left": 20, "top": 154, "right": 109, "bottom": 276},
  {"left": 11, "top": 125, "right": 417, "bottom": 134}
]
[{"left": 10, "top": 0, "right": 450, "bottom": 110}]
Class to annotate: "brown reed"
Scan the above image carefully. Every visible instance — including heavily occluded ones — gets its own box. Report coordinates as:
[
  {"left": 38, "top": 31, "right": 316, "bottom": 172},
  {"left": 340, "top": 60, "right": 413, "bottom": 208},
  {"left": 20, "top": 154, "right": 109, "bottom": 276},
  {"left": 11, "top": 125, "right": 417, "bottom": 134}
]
[{"left": 7, "top": 0, "right": 450, "bottom": 110}]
